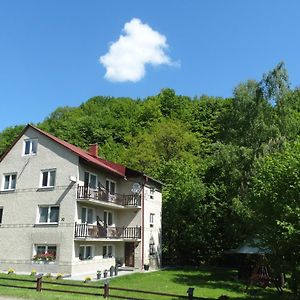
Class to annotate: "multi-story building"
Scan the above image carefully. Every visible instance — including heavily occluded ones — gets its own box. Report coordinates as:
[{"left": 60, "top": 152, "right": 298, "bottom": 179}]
[{"left": 0, "top": 124, "right": 162, "bottom": 276}]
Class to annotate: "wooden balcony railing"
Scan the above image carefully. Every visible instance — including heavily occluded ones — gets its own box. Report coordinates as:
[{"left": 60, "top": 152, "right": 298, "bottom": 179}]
[
  {"left": 74, "top": 223, "right": 141, "bottom": 239},
  {"left": 77, "top": 185, "right": 141, "bottom": 207}
]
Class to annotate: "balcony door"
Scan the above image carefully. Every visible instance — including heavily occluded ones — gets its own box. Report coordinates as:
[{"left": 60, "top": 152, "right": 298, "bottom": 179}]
[
  {"left": 84, "top": 172, "right": 97, "bottom": 189},
  {"left": 124, "top": 242, "right": 135, "bottom": 267}
]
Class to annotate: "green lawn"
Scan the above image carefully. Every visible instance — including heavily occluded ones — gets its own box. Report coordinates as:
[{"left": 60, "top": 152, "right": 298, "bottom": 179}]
[{"left": 0, "top": 267, "right": 293, "bottom": 300}]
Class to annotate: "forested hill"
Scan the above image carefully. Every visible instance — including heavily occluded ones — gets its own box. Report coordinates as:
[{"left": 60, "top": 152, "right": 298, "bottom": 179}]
[{"left": 1, "top": 62, "right": 300, "bottom": 267}]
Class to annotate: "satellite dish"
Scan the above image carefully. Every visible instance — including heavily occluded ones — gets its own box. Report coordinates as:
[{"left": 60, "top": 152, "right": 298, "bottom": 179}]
[{"left": 131, "top": 183, "right": 141, "bottom": 194}]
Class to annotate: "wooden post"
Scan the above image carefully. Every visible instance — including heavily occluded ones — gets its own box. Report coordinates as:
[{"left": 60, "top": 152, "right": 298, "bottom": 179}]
[
  {"left": 187, "top": 287, "right": 194, "bottom": 300},
  {"left": 103, "top": 281, "right": 109, "bottom": 298},
  {"left": 36, "top": 274, "right": 43, "bottom": 292}
]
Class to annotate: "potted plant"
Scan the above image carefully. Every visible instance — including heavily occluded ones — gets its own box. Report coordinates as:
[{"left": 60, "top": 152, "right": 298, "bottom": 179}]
[{"left": 97, "top": 270, "right": 101, "bottom": 279}]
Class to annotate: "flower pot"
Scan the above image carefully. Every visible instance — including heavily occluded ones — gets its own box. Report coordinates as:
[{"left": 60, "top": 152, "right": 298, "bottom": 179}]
[{"left": 144, "top": 264, "right": 149, "bottom": 271}]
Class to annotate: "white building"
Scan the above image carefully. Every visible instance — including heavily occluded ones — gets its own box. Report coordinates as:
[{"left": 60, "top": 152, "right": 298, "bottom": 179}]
[{"left": 0, "top": 124, "right": 162, "bottom": 276}]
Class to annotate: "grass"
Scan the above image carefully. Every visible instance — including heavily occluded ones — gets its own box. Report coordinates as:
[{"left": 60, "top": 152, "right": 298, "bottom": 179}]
[{"left": 0, "top": 266, "right": 293, "bottom": 300}]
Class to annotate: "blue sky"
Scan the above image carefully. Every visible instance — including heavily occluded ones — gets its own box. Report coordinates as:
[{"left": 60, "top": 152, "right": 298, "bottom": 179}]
[{"left": 1, "top": 0, "right": 300, "bottom": 131}]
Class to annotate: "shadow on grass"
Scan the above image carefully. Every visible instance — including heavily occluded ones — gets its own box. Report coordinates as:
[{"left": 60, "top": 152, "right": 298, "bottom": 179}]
[{"left": 164, "top": 267, "right": 292, "bottom": 300}]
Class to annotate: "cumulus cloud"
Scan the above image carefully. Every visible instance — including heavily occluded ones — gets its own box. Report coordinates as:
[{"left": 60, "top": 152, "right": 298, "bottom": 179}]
[{"left": 99, "top": 18, "right": 176, "bottom": 82}]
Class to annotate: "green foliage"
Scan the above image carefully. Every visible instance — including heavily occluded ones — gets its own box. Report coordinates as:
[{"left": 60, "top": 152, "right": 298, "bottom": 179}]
[
  {"left": 246, "top": 140, "right": 300, "bottom": 294},
  {"left": 0, "top": 62, "right": 299, "bottom": 275}
]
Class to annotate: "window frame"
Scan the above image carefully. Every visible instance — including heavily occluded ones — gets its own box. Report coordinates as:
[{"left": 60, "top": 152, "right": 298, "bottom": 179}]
[
  {"left": 105, "top": 179, "right": 116, "bottom": 196},
  {"left": 2, "top": 173, "right": 17, "bottom": 191},
  {"left": 104, "top": 210, "right": 114, "bottom": 227},
  {"left": 150, "top": 213, "right": 155, "bottom": 228},
  {"left": 84, "top": 171, "right": 98, "bottom": 189},
  {"left": 102, "top": 244, "right": 114, "bottom": 258},
  {"left": 79, "top": 245, "right": 93, "bottom": 260},
  {"left": 81, "top": 206, "right": 94, "bottom": 224},
  {"left": 33, "top": 244, "right": 57, "bottom": 261},
  {"left": 40, "top": 169, "right": 56, "bottom": 188},
  {"left": 37, "top": 205, "right": 59, "bottom": 224},
  {"left": 23, "top": 138, "right": 38, "bottom": 156}
]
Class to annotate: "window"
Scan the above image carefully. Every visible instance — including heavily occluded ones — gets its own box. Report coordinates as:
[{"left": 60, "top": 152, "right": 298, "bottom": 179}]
[
  {"left": 79, "top": 245, "right": 92, "bottom": 260},
  {"left": 150, "top": 213, "right": 155, "bottom": 228},
  {"left": 41, "top": 169, "right": 56, "bottom": 188},
  {"left": 84, "top": 172, "right": 97, "bottom": 189},
  {"left": 106, "top": 180, "right": 116, "bottom": 195},
  {"left": 104, "top": 210, "right": 113, "bottom": 227},
  {"left": 103, "top": 245, "right": 113, "bottom": 258},
  {"left": 149, "top": 243, "right": 156, "bottom": 256},
  {"left": 2, "top": 173, "right": 17, "bottom": 191},
  {"left": 38, "top": 206, "right": 59, "bottom": 223},
  {"left": 0, "top": 208, "right": 3, "bottom": 224},
  {"left": 24, "top": 139, "right": 38, "bottom": 156},
  {"left": 81, "top": 207, "right": 93, "bottom": 224},
  {"left": 149, "top": 188, "right": 155, "bottom": 199},
  {"left": 34, "top": 245, "right": 56, "bottom": 261}
]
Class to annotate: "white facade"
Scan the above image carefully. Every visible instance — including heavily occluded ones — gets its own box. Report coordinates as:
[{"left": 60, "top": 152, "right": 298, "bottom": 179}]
[{"left": 0, "top": 125, "right": 162, "bottom": 276}]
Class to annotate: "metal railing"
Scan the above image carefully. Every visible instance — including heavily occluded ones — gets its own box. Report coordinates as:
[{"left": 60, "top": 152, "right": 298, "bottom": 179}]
[
  {"left": 74, "top": 223, "right": 141, "bottom": 239},
  {"left": 77, "top": 186, "right": 141, "bottom": 207}
]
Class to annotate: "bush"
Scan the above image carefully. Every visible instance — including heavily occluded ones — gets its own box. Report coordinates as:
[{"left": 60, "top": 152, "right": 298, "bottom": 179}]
[
  {"left": 7, "top": 268, "right": 15, "bottom": 274},
  {"left": 30, "top": 269, "right": 37, "bottom": 276}
]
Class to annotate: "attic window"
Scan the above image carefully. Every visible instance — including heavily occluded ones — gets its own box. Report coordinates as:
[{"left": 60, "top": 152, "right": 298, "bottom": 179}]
[{"left": 24, "top": 139, "right": 38, "bottom": 156}]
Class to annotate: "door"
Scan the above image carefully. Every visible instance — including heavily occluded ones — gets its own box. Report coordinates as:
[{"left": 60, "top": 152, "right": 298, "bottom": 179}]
[{"left": 124, "top": 242, "right": 135, "bottom": 267}]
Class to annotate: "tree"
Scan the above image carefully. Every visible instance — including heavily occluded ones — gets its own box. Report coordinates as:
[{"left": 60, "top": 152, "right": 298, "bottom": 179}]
[{"left": 246, "top": 140, "right": 300, "bottom": 295}]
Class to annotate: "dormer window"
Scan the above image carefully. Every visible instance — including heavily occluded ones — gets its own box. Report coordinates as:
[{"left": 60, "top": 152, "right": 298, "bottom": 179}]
[{"left": 24, "top": 139, "right": 38, "bottom": 156}]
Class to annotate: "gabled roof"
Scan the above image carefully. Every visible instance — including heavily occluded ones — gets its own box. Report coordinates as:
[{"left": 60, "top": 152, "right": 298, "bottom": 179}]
[
  {"left": 0, "top": 124, "right": 126, "bottom": 177},
  {"left": 0, "top": 124, "right": 162, "bottom": 185}
]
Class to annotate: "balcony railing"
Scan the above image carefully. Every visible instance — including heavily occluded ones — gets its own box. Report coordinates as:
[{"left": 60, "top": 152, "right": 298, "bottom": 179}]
[
  {"left": 74, "top": 223, "right": 141, "bottom": 239},
  {"left": 77, "top": 185, "right": 141, "bottom": 207}
]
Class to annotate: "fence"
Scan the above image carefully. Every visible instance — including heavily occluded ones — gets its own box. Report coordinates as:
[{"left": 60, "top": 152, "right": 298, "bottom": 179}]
[{"left": 0, "top": 275, "right": 213, "bottom": 300}]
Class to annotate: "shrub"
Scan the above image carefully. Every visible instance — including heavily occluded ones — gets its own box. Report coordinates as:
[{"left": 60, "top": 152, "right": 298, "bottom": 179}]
[
  {"left": 44, "top": 272, "right": 52, "bottom": 278},
  {"left": 7, "top": 268, "right": 15, "bottom": 274},
  {"left": 84, "top": 276, "right": 91, "bottom": 283},
  {"left": 56, "top": 273, "right": 63, "bottom": 280},
  {"left": 30, "top": 269, "right": 37, "bottom": 276}
]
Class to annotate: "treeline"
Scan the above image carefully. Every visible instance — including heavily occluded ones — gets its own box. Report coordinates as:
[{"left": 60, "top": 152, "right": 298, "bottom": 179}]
[{"left": 1, "top": 62, "right": 299, "bottom": 292}]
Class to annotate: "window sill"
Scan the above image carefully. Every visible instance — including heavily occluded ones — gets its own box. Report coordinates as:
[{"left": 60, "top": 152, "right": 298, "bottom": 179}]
[
  {"left": 34, "top": 223, "right": 59, "bottom": 227},
  {"left": 0, "top": 189, "right": 16, "bottom": 194},
  {"left": 37, "top": 187, "right": 55, "bottom": 192}
]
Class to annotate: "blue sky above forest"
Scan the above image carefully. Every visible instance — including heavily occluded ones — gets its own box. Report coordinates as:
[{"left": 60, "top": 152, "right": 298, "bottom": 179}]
[{"left": 1, "top": 0, "right": 300, "bottom": 131}]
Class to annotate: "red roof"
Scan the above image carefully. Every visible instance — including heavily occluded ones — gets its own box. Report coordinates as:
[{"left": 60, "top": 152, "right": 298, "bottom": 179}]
[{"left": 31, "top": 125, "right": 126, "bottom": 177}]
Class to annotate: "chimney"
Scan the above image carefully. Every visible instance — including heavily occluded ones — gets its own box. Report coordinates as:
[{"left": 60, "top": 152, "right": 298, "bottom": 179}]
[{"left": 88, "top": 143, "right": 99, "bottom": 158}]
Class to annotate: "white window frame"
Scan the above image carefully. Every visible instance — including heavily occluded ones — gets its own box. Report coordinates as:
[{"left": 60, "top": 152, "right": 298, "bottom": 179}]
[
  {"left": 37, "top": 205, "right": 59, "bottom": 224},
  {"left": 2, "top": 173, "right": 17, "bottom": 191},
  {"left": 81, "top": 206, "right": 94, "bottom": 224},
  {"left": 106, "top": 179, "right": 116, "bottom": 195},
  {"left": 33, "top": 244, "right": 57, "bottom": 261},
  {"left": 102, "top": 244, "right": 114, "bottom": 259},
  {"left": 40, "top": 169, "right": 56, "bottom": 188},
  {"left": 23, "top": 138, "right": 38, "bottom": 156},
  {"left": 84, "top": 171, "right": 98, "bottom": 189},
  {"left": 104, "top": 210, "right": 114, "bottom": 227},
  {"left": 79, "top": 245, "right": 93, "bottom": 260}
]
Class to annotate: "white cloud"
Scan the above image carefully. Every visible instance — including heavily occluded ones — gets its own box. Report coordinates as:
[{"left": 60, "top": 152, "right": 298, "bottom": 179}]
[{"left": 99, "top": 18, "right": 176, "bottom": 82}]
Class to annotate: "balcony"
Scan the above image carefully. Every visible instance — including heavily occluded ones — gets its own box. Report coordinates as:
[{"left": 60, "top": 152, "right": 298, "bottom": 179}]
[
  {"left": 74, "top": 223, "right": 141, "bottom": 239},
  {"left": 77, "top": 185, "right": 141, "bottom": 207}
]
